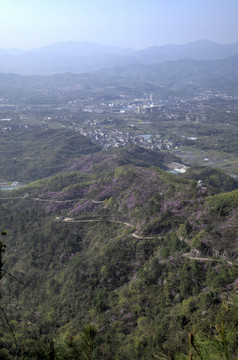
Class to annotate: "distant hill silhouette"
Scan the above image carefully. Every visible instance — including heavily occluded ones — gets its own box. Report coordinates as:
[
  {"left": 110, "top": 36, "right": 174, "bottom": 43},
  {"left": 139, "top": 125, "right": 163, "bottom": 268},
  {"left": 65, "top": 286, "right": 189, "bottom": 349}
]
[
  {"left": 0, "top": 54, "right": 237, "bottom": 95},
  {"left": 0, "top": 40, "right": 237, "bottom": 74}
]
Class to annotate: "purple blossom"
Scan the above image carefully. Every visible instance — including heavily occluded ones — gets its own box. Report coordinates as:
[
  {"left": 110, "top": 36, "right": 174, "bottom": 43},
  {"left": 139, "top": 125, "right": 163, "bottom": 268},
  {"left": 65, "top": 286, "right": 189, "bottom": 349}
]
[
  {"left": 170, "top": 289, "right": 176, "bottom": 297},
  {"left": 196, "top": 209, "right": 206, "bottom": 221},
  {"left": 71, "top": 200, "right": 94, "bottom": 214},
  {"left": 98, "top": 326, "right": 105, "bottom": 333},
  {"left": 97, "top": 185, "right": 112, "bottom": 200},
  {"left": 59, "top": 253, "right": 75, "bottom": 262},
  {"left": 110, "top": 316, "right": 116, "bottom": 323},
  {"left": 67, "top": 154, "right": 116, "bottom": 173},
  {"left": 131, "top": 274, "right": 137, "bottom": 282},
  {"left": 124, "top": 312, "right": 133, "bottom": 319},
  {"left": 125, "top": 195, "right": 135, "bottom": 209}
]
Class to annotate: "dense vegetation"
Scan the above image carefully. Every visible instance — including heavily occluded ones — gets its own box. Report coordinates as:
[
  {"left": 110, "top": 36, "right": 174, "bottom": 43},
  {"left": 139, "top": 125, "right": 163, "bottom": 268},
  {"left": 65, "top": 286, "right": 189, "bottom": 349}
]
[
  {"left": 0, "top": 144, "right": 238, "bottom": 359},
  {"left": 183, "top": 166, "right": 238, "bottom": 193}
]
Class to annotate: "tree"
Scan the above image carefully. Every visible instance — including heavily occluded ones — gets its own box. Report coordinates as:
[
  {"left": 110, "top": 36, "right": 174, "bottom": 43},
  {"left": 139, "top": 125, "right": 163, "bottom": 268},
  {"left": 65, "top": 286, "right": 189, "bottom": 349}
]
[
  {"left": 0, "top": 230, "right": 19, "bottom": 357},
  {"left": 0, "top": 230, "right": 7, "bottom": 282}
]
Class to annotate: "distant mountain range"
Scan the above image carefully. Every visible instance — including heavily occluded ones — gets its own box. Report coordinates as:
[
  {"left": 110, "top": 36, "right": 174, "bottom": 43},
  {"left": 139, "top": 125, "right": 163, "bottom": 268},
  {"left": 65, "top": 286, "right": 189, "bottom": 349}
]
[
  {"left": 0, "top": 40, "right": 238, "bottom": 75},
  {"left": 96, "top": 55, "right": 238, "bottom": 92}
]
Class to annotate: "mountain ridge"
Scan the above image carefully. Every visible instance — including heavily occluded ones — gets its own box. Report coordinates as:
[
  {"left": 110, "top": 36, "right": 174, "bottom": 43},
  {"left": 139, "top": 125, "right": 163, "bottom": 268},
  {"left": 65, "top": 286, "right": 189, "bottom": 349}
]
[
  {"left": 0, "top": 39, "right": 237, "bottom": 74},
  {"left": 0, "top": 54, "right": 237, "bottom": 95}
]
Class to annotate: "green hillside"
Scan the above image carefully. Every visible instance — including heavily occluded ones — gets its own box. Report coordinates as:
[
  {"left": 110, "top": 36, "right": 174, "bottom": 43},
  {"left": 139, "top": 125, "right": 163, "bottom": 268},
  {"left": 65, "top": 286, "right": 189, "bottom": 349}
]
[
  {"left": 0, "top": 158, "right": 238, "bottom": 359},
  {"left": 0, "top": 128, "right": 101, "bottom": 182}
]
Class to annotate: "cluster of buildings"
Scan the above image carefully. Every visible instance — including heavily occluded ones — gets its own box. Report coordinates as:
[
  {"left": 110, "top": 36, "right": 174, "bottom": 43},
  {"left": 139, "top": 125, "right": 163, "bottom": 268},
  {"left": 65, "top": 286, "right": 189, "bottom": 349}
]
[
  {"left": 0, "top": 121, "right": 30, "bottom": 133},
  {"left": 81, "top": 94, "right": 164, "bottom": 115},
  {"left": 192, "top": 90, "right": 237, "bottom": 101},
  {"left": 80, "top": 128, "right": 174, "bottom": 150}
]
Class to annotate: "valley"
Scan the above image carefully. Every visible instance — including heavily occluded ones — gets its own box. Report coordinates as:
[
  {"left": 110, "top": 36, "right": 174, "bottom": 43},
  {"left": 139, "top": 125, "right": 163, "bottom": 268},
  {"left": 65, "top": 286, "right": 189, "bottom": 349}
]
[{"left": 0, "top": 45, "right": 238, "bottom": 359}]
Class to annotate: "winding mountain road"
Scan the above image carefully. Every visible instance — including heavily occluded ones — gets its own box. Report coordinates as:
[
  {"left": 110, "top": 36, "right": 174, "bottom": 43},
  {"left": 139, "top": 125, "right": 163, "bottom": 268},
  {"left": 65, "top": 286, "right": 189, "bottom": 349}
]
[
  {"left": 60, "top": 217, "right": 160, "bottom": 240},
  {"left": 1, "top": 194, "right": 236, "bottom": 264},
  {"left": 182, "top": 252, "right": 234, "bottom": 265}
]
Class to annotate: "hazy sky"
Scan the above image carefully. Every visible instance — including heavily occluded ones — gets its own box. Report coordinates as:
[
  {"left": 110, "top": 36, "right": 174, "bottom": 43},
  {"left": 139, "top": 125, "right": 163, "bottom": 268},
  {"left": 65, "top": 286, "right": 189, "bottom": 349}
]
[{"left": 0, "top": 0, "right": 237, "bottom": 49}]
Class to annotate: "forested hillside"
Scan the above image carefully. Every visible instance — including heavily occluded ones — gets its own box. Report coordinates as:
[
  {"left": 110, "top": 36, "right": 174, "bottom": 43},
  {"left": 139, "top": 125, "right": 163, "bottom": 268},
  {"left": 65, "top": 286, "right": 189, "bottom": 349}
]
[
  {"left": 0, "top": 146, "right": 238, "bottom": 359},
  {"left": 0, "top": 128, "right": 101, "bottom": 182}
]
